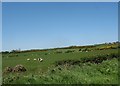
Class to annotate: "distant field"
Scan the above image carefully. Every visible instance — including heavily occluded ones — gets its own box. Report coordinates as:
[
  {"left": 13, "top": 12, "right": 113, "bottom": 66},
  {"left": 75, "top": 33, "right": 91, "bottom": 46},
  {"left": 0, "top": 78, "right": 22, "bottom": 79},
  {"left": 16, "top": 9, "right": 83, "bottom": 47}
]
[{"left": 2, "top": 42, "right": 119, "bottom": 84}]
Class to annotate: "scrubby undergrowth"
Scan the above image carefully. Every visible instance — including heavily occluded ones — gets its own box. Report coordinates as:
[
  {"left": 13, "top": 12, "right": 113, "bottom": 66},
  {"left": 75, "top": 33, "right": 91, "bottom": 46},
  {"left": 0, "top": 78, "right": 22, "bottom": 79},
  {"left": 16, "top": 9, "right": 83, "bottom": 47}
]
[{"left": 55, "top": 53, "right": 119, "bottom": 66}]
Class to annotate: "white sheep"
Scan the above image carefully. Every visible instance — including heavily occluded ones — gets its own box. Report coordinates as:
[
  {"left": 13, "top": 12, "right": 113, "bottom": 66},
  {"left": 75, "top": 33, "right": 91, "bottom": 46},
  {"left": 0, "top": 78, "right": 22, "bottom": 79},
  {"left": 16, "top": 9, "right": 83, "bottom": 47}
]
[
  {"left": 27, "top": 58, "right": 30, "bottom": 61},
  {"left": 38, "top": 58, "right": 43, "bottom": 62},
  {"left": 33, "top": 58, "right": 37, "bottom": 61}
]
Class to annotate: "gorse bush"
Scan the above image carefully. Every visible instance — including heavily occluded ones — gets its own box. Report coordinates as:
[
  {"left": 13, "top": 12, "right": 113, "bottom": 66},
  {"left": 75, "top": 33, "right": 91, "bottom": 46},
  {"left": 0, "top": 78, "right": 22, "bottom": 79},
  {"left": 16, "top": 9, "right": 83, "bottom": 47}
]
[{"left": 3, "top": 64, "right": 27, "bottom": 74}]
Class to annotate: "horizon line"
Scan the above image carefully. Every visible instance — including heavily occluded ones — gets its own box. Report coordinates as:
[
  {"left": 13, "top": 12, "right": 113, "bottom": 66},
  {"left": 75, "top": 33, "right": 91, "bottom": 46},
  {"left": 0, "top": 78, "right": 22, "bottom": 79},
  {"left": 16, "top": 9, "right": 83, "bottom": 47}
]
[{"left": 1, "top": 41, "right": 119, "bottom": 52}]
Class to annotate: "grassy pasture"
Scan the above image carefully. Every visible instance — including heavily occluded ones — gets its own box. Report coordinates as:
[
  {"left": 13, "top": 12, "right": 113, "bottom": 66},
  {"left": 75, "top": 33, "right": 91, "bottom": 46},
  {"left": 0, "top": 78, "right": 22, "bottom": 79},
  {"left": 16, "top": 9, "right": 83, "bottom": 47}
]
[
  {"left": 2, "top": 42, "right": 119, "bottom": 84},
  {"left": 3, "top": 49, "right": 118, "bottom": 73}
]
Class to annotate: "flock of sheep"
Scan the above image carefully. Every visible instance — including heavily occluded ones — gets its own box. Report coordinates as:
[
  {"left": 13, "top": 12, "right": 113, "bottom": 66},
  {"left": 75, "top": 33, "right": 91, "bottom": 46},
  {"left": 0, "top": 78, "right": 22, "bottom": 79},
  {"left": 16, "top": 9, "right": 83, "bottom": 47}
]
[
  {"left": 25, "top": 50, "right": 90, "bottom": 62},
  {"left": 27, "top": 58, "right": 43, "bottom": 62},
  {"left": 26, "top": 50, "right": 89, "bottom": 62}
]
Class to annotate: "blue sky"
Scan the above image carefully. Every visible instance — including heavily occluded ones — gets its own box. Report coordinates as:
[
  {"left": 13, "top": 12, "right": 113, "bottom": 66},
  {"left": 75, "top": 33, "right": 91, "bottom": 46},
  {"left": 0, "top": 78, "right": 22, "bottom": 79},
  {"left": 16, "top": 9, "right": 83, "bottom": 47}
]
[
  {"left": 2, "top": 2, "right": 118, "bottom": 51},
  {"left": 0, "top": 2, "right": 1, "bottom": 51}
]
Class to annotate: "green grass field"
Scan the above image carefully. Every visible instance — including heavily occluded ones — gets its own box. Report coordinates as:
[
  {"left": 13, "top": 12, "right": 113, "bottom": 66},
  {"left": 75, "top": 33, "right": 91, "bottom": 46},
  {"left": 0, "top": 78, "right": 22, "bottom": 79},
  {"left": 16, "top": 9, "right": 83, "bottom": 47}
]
[{"left": 2, "top": 42, "right": 119, "bottom": 84}]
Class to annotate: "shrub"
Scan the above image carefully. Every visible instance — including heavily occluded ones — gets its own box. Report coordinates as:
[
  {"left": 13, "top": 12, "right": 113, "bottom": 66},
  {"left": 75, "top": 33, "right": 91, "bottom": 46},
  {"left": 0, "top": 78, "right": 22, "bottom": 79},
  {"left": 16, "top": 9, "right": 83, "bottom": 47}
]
[
  {"left": 81, "top": 48, "right": 88, "bottom": 51},
  {"left": 45, "top": 53, "right": 48, "bottom": 55},
  {"left": 4, "top": 67, "right": 13, "bottom": 73},
  {"left": 55, "top": 53, "right": 119, "bottom": 66},
  {"left": 13, "top": 64, "right": 26, "bottom": 72},
  {"left": 79, "top": 49, "right": 82, "bottom": 51}
]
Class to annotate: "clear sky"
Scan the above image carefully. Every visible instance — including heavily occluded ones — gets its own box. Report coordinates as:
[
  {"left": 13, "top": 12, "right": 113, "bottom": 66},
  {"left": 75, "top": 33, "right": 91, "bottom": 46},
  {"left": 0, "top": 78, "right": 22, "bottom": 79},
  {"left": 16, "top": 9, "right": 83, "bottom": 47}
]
[
  {"left": 2, "top": 2, "right": 118, "bottom": 51},
  {"left": 0, "top": 2, "right": 2, "bottom": 52}
]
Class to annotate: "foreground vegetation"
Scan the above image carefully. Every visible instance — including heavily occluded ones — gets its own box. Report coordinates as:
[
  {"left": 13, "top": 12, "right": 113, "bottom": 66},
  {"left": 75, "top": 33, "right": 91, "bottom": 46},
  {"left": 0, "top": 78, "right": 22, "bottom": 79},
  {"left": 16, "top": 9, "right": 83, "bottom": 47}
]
[{"left": 2, "top": 42, "right": 119, "bottom": 84}]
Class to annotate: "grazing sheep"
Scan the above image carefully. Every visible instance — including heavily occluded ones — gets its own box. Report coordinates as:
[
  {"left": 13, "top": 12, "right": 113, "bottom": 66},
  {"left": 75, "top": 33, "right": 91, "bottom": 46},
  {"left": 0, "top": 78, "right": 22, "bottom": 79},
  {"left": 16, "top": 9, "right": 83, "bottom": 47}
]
[
  {"left": 33, "top": 58, "right": 37, "bottom": 61},
  {"left": 38, "top": 58, "right": 43, "bottom": 62},
  {"left": 27, "top": 58, "right": 30, "bottom": 61}
]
